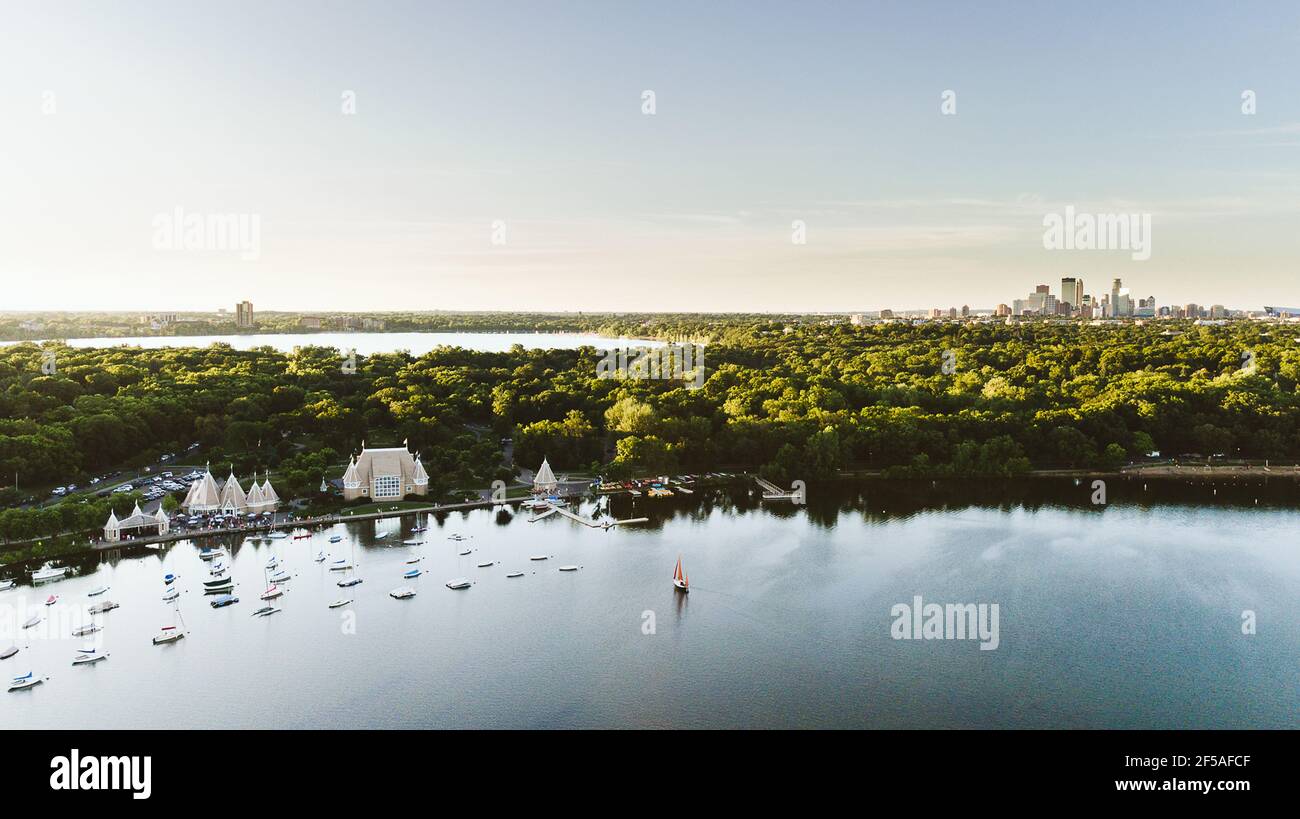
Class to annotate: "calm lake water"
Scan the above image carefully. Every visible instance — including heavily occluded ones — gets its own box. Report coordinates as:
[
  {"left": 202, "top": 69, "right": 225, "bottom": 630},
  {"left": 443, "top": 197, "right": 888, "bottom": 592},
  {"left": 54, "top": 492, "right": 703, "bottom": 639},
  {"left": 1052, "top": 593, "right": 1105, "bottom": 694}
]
[
  {"left": 14, "top": 332, "right": 666, "bottom": 356},
  {"left": 2, "top": 481, "right": 1298, "bottom": 729}
]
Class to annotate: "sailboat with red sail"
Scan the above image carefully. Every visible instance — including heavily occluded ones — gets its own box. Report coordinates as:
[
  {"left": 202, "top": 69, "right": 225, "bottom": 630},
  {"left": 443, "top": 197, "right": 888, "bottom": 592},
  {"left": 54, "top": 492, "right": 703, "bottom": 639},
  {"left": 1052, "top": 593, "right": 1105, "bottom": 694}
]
[{"left": 673, "top": 556, "right": 689, "bottom": 593}]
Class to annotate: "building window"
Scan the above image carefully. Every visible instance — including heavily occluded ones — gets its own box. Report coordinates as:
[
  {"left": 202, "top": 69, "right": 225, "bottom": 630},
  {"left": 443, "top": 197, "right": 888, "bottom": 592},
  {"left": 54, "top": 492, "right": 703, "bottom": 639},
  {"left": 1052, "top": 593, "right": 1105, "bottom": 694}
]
[{"left": 373, "top": 475, "right": 401, "bottom": 498}]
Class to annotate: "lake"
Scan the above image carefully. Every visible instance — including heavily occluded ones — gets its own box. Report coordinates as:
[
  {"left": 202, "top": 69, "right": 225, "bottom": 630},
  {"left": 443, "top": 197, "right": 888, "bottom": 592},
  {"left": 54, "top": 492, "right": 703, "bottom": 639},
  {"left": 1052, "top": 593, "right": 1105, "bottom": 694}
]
[
  {"left": 2, "top": 480, "right": 1297, "bottom": 729},
  {"left": 9, "top": 332, "right": 667, "bottom": 356}
]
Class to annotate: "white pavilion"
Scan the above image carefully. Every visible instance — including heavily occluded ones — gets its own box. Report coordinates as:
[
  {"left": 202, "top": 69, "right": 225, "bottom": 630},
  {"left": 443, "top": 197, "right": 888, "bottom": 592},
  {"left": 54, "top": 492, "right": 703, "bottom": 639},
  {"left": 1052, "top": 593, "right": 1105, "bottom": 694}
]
[
  {"left": 533, "top": 457, "right": 558, "bottom": 495},
  {"left": 182, "top": 464, "right": 280, "bottom": 514},
  {"left": 103, "top": 502, "right": 169, "bottom": 542}
]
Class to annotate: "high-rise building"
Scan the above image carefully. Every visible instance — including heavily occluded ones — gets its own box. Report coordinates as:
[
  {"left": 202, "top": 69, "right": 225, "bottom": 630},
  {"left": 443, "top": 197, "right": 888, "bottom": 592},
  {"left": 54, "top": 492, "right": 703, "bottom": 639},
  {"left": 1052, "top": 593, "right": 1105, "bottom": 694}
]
[
  {"left": 236, "top": 300, "right": 254, "bottom": 327},
  {"left": 1111, "top": 279, "right": 1122, "bottom": 314},
  {"left": 1060, "top": 277, "right": 1080, "bottom": 312}
]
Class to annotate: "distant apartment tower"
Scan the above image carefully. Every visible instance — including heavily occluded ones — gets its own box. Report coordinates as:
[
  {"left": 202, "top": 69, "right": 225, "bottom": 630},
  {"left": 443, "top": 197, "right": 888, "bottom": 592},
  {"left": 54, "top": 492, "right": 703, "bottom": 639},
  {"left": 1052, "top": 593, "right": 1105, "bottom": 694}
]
[
  {"left": 236, "top": 300, "right": 254, "bottom": 327},
  {"left": 995, "top": 304, "right": 1011, "bottom": 317},
  {"left": 1111, "top": 279, "right": 1123, "bottom": 314}
]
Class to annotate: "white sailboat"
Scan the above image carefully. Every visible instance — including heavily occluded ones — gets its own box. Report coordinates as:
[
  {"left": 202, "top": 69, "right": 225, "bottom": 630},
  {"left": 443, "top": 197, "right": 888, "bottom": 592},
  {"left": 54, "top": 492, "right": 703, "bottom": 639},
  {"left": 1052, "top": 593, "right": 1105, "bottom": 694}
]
[
  {"left": 152, "top": 602, "right": 186, "bottom": 645},
  {"left": 8, "top": 671, "right": 44, "bottom": 691},
  {"left": 72, "top": 647, "right": 108, "bottom": 665}
]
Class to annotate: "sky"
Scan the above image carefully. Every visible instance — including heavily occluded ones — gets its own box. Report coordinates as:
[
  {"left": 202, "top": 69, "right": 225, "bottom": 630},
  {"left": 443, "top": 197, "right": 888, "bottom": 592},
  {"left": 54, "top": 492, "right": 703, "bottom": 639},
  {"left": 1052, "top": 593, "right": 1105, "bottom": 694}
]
[{"left": 1, "top": 0, "right": 1298, "bottom": 313}]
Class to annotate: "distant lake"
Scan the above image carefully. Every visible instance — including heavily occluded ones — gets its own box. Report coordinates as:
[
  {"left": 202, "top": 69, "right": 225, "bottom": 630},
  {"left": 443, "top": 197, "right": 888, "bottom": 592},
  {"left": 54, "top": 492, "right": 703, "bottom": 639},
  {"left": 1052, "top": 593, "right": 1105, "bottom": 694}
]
[
  {"left": 9, "top": 332, "right": 668, "bottom": 356},
  {"left": 3, "top": 479, "right": 1297, "bottom": 729}
]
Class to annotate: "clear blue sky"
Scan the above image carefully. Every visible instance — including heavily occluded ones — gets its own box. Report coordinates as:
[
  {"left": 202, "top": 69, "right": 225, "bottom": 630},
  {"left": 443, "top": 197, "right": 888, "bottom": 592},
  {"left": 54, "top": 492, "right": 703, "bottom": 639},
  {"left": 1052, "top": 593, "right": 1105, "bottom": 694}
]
[{"left": 1, "top": 0, "right": 1297, "bottom": 312}]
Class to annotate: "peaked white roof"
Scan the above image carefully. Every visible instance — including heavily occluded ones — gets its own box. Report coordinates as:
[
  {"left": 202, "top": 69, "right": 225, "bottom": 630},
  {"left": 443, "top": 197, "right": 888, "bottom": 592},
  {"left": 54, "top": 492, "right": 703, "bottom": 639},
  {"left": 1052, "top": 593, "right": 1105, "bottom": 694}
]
[
  {"left": 261, "top": 476, "right": 279, "bottom": 503},
  {"left": 412, "top": 453, "right": 429, "bottom": 485},
  {"left": 534, "top": 457, "right": 557, "bottom": 489},
  {"left": 219, "top": 470, "right": 247, "bottom": 510},
  {"left": 342, "top": 455, "right": 360, "bottom": 487},
  {"left": 185, "top": 465, "right": 223, "bottom": 511},
  {"left": 246, "top": 476, "right": 266, "bottom": 508}
]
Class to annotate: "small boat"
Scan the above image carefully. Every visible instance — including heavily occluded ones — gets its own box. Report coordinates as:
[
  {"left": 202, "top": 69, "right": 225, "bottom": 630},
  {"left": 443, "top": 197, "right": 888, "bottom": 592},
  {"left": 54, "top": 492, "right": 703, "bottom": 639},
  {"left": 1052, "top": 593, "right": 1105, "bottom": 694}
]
[
  {"left": 476, "top": 561, "right": 494, "bottom": 568},
  {"left": 405, "top": 557, "right": 422, "bottom": 564},
  {"left": 375, "top": 532, "right": 389, "bottom": 540},
  {"left": 329, "top": 560, "right": 352, "bottom": 571},
  {"left": 0, "top": 579, "right": 15, "bottom": 591},
  {"left": 88, "top": 585, "right": 110, "bottom": 597},
  {"left": 448, "top": 533, "right": 465, "bottom": 541},
  {"left": 71, "top": 623, "right": 101, "bottom": 637},
  {"left": 0, "top": 646, "right": 18, "bottom": 660},
  {"left": 337, "top": 577, "right": 363, "bottom": 588},
  {"left": 198, "top": 547, "right": 219, "bottom": 560},
  {"left": 152, "top": 626, "right": 184, "bottom": 645},
  {"left": 22, "top": 614, "right": 42, "bottom": 629},
  {"left": 411, "top": 526, "right": 428, "bottom": 533},
  {"left": 673, "top": 555, "right": 689, "bottom": 593},
  {"left": 8, "top": 672, "right": 43, "bottom": 691},
  {"left": 401, "top": 539, "right": 423, "bottom": 546},
  {"left": 203, "top": 581, "right": 233, "bottom": 594},
  {"left": 506, "top": 572, "right": 524, "bottom": 578},
  {"left": 558, "top": 565, "right": 579, "bottom": 572},
  {"left": 260, "top": 585, "right": 283, "bottom": 600},
  {"left": 203, "top": 576, "right": 233, "bottom": 588},
  {"left": 44, "top": 594, "right": 59, "bottom": 606},
  {"left": 161, "top": 587, "right": 179, "bottom": 602},
  {"left": 389, "top": 587, "right": 417, "bottom": 599},
  {"left": 72, "top": 649, "right": 107, "bottom": 665},
  {"left": 445, "top": 578, "right": 471, "bottom": 590},
  {"left": 268, "top": 570, "right": 291, "bottom": 583},
  {"left": 529, "top": 555, "right": 548, "bottom": 561},
  {"left": 314, "top": 551, "right": 326, "bottom": 563},
  {"left": 32, "top": 566, "right": 68, "bottom": 582},
  {"left": 251, "top": 606, "right": 281, "bottom": 617},
  {"left": 266, "top": 531, "right": 288, "bottom": 540},
  {"left": 328, "top": 535, "right": 343, "bottom": 543},
  {"left": 265, "top": 556, "right": 279, "bottom": 569},
  {"left": 402, "top": 569, "right": 422, "bottom": 579},
  {"left": 328, "top": 598, "right": 352, "bottom": 609},
  {"left": 293, "top": 532, "right": 311, "bottom": 540},
  {"left": 209, "top": 563, "right": 228, "bottom": 577},
  {"left": 164, "top": 573, "right": 178, "bottom": 585},
  {"left": 458, "top": 549, "right": 471, "bottom": 556},
  {"left": 210, "top": 594, "right": 239, "bottom": 608},
  {"left": 88, "top": 601, "right": 119, "bottom": 614}
]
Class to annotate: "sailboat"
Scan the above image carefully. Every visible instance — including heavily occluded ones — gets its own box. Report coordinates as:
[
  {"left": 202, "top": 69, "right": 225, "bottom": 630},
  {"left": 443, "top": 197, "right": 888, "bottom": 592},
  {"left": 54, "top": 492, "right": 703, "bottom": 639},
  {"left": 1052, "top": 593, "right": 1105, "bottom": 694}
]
[
  {"left": 8, "top": 671, "right": 43, "bottom": 691},
  {"left": 152, "top": 602, "right": 186, "bottom": 644},
  {"left": 72, "top": 647, "right": 108, "bottom": 665},
  {"left": 336, "top": 538, "right": 362, "bottom": 588},
  {"left": 673, "top": 556, "right": 689, "bottom": 593}
]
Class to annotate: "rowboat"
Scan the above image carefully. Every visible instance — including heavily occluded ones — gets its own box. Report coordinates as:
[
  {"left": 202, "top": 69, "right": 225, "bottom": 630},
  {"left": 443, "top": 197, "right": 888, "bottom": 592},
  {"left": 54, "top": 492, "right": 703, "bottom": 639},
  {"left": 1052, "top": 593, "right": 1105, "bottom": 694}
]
[
  {"left": 88, "top": 586, "right": 110, "bottom": 597},
  {"left": 506, "top": 572, "right": 524, "bottom": 578},
  {"left": 402, "top": 569, "right": 422, "bottom": 579},
  {"left": 328, "top": 598, "right": 352, "bottom": 608},
  {"left": 458, "top": 549, "right": 471, "bottom": 556},
  {"left": 44, "top": 594, "right": 59, "bottom": 606},
  {"left": 558, "top": 565, "right": 579, "bottom": 572},
  {"left": 529, "top": 555, "right": 548, "bottom": 561}
]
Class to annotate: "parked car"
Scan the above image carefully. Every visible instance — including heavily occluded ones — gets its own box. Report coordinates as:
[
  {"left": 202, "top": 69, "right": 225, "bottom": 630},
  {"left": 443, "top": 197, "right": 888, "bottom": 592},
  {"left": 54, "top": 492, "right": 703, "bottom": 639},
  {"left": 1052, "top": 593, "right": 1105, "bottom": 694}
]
[
  {"left": 52, "top": 487, "right": 66, "bottom": 496},
  {"left": 113, "top": 485, "right": 133, "bottom": 493}
]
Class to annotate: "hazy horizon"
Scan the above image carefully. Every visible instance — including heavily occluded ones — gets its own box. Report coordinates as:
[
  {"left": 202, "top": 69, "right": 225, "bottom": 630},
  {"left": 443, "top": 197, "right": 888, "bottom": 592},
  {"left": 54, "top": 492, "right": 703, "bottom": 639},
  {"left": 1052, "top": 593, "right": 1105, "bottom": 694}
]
[{"left": 3, "top": 0, "right": 1299, "bottom": 313}]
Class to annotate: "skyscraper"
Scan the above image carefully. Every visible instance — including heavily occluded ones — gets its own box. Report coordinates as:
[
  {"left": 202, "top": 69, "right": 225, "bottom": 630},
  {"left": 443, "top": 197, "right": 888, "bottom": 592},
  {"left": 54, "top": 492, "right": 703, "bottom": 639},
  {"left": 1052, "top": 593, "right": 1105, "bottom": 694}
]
[
  {"left": 1111, "top": 279, "right": 1122, "bottom": 314},
  {"left": 236, "top": 300, "right": 254, "bottom": 327}
]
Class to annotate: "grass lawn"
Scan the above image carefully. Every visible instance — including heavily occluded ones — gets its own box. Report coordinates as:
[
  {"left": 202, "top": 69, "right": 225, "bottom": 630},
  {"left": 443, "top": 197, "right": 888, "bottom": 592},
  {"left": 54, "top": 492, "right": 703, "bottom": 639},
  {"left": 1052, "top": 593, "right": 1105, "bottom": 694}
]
[{"left": 338, "top": 501, "right": 435, "bottom": 516}]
